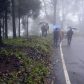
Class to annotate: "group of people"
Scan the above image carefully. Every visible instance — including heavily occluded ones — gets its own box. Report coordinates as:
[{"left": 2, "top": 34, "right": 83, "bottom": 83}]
[
  {"left": 40, "top": 23, "right": 73, "bottom": 47},
  {"left": 53, "top": 26, "right": 73, "bottom": 47},
  {"left": 41, "top": 23, "right": 49, "bottom": 37}
]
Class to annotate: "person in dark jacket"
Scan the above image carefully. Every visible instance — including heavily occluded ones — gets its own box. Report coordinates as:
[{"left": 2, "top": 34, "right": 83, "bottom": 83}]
[
  {"left": 67, "top": 27, "right": 73, "bottom": 45},
  {"left": 41, "top": 23, "right": 49, "bottom": 37},
  {"left": 53, "top": 28, "right": 60, "bottom": 47}
]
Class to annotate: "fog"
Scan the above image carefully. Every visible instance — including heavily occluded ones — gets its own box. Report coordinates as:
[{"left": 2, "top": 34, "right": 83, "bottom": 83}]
[{"left": 7, "top": 0, "right": 84, "bottom": 36}]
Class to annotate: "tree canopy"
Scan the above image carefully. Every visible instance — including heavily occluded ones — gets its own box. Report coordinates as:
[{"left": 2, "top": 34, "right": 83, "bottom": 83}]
[
  {"left": 15, "top": 0, "right": 41, "bottom": 18},
  {"left": 0, "top": 0, "right": 10, "bottom": 45},
  {"left": 0, "top": 0, "right": 10, "bottom": 18}
]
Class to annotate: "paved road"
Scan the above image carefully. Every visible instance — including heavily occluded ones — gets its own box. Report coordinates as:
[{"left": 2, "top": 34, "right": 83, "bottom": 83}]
[
  {"left": 51, "top": 47, "right": 66, "bottom": 84},
  {"left": 52, "top": 36, "right": 84, "bottom": 84},
  {"left": 62, "top": 36, "right": 84, "bottom": 84}
]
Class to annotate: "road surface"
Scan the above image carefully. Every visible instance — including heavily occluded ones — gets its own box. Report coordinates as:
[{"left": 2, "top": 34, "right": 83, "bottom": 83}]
[
  {"left": 62, "top": 36, "right": 84, "bottom": 84},
  {"left": 52, "top": 36, "right": 84, "bottom": 84}
]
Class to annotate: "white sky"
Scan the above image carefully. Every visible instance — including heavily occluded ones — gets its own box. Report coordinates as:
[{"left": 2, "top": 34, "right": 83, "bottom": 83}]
[{"left": 66, "top": 13, "right": 78, "bottom": 23}]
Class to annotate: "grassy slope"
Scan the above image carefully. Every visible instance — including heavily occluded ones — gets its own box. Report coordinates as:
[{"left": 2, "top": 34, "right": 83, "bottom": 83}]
[{"left": 0, "top": 37, "right": 52, "bottom": 84}]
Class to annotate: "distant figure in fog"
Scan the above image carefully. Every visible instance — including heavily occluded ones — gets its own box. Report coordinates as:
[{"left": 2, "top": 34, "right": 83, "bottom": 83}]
[
  {"left": 45, "top": 23, "right": 49, "bottom": 36},
  {"left": 41, "top": 24, "right": 45, "bottom": 37},
  {"left": 41, "top": 23, "right": 49, "bottom": 37},
  {"left": 53, "top": 28, "right": 60, "bottom": 47},
  {"left": 67, "top": 27, "right": 73, "bottom": 45}
]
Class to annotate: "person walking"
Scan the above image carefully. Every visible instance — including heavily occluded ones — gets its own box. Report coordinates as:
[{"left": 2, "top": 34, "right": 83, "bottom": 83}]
[
  {"left": 53, "top": 28, "right": 60, "bottom": 47},
  {"left": 67, "top": 27, "right": 73, "bottom": 45}
]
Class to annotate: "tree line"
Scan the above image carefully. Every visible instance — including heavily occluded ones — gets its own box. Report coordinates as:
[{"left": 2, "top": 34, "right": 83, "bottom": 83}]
[{"left": 0, "top": 0, "right": 41, "bottom": 45}]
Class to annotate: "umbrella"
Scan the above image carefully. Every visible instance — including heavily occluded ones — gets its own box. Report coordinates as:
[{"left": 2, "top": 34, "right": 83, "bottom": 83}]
[
  {"left": 67, "top": 26, "right": 77, "bottom": 29},
  {"left": 39, "top": 22, "right": 46, "bottom": 25},
  {"left": 53, "top": 24, "right": 61, "bottom": 29},
  {"left": 72, "top": 28, "right": 77, "bottom": 30}
]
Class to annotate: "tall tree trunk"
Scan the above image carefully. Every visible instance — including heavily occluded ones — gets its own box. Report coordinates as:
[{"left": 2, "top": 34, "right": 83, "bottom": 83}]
[
  {"left": 18, "top": 0, "right": 20, "bottom": 37},
  {"left": 27, "top": 16, "right": 28, "bottom": 38},
  {"left": 3, "top": 17, "right": 5, "bottom": 39},
  {"left": 5, "top": 9, "right": 8, "bottom": 38},
  {"left": 61, "top": 0, "right": 65, "bottom": 28},
  {"left": 53, "top": 0, "right": 57, "bottom": 25},
  {"left": 0, "top": 20, "right": 2, "bottom": 45},
  {"left": 18, "top": 14, "right": 20, "bottom": 37},
  {"left": 42, "top": 0, "right": 49, "bottom": 19},
  {"left": 11, "top": 0, "right": 16, "bottom": 38}
]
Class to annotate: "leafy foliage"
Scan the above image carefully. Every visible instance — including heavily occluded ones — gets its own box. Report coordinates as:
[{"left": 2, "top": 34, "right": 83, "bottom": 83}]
[
  {"left": 0, "top": 0, "right": 10, "bottom": 44},
  {"left": 15, "top": 0, "right": 41, "bottom": 18},
  {"left": 4, "top": 37, "right": 51, "bottom": 54},
  {"left": 0, "top": 49, "right": 49, "bottom": 84},
  {"left": 0, "top": 0, "right": 10, "bottom": 18}
]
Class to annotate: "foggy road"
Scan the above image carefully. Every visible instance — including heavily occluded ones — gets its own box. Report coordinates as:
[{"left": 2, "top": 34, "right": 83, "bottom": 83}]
[
  {"left": 51, "top": 47, "right": 66, "bottom": 84},
  {"left": 62, "top": 36, "right": 84, "bottom": 84},
  {"left": 52, "top": 36, "right": 84, "bottom": 84}
]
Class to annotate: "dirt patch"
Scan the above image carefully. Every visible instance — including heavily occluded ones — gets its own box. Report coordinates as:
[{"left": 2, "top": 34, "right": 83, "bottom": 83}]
[{"left": 0, "top": 54, "right": 21, "bottom": 74}]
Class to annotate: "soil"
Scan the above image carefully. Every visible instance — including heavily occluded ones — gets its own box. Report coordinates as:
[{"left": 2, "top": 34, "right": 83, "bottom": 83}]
[{"left": 0, "top": 54, "right": 21, "bottom": 75}]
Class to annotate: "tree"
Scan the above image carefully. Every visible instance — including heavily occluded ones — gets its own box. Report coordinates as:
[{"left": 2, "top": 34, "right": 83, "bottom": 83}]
[
  {"left": 26, "top": 0, "right": 41, "bottom": 37},
  {"left": 52, "top": 0, "right": 57, "bottom": 24},
  {"left": 11, "top": 0, "right": 16, "bottom": 38},
  {"left": 0, "top": 20, "right": 2, "bottom": 45},
  {"left": 18, "top": 0, "right": 21, "bottom": 37},
  {"left": 15, "top": 0, "right": 41, "bottom": 38},
  {"left": 5, "top": 9, "right": 8, "bottom": 38},
  {"left": 2, "top": 17, "right": 5, "bottom": 38},
  {"left": 41, "top": 0, "right": 57, "bottom": 24},
  {"left": 0, "top": 0, "right": 10, "bottom": 45},
  {"left": 15, "top": 0, "right": 23, "bottom": 37},
  {"left": 42, "top": 0, "right": 48, "bottom": 19},
  {"left": 4, "top": 0, "right": 10, "bottom": 38}
]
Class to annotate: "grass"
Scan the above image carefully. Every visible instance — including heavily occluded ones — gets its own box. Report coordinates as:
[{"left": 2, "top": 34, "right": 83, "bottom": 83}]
[
  {"left": 0, "top": 36, "right": 52, "bottom": 84},
  {"left": 4, "top": 37, "right": 51, "bottom": 54}
]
